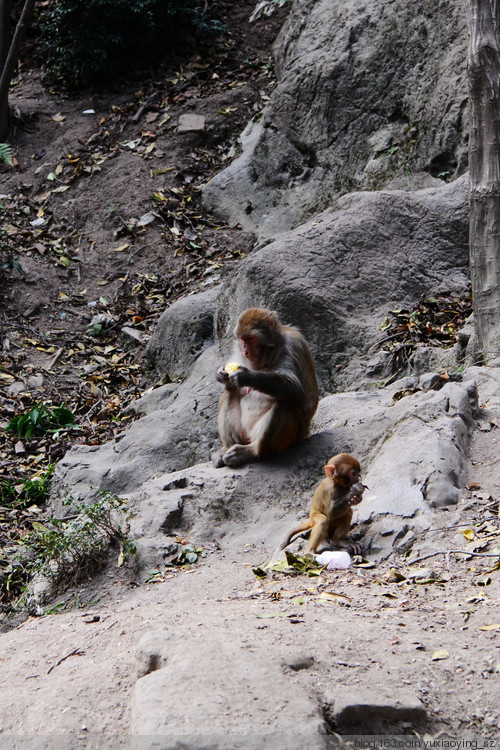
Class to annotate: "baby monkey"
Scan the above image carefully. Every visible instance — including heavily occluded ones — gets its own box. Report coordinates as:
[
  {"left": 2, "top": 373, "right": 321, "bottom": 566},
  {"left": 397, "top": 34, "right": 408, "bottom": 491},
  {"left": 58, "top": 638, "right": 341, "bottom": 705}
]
[{"left": 280, "top": 453, "right": 366, "bottom": 555}]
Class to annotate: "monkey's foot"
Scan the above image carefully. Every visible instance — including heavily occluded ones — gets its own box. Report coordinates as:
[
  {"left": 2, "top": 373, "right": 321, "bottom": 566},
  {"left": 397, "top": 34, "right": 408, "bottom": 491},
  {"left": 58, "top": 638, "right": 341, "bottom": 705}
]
[
  {"left": 212, "top": 451, "right": 226, "bottom": 469},
  {"left": 221, "top": 443, "right": 255, "bottom": 467},
  {"left": 322, "top": 539, "right": 363, "bottom": 556},
  {"left": 338, "top": 540, "right": 363, "bottom": 556}
]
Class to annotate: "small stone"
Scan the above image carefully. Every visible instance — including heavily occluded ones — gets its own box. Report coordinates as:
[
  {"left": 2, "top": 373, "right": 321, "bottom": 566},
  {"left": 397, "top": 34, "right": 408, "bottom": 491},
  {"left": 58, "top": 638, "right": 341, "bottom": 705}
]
[
  {"left": 27, "top": 374, "right": 44, "bottom": 389},
  {"left": 327, "top": 689, "right": 427, "bottom": 733},
  {"left": 178, "top": 114, "right": 206, "bottom": 133},
  {"left": 121, "top": 326, "right": 145, "bottom": 343},
  {"left": 7, "top": 381, "right": 27, "bottom": 397}
]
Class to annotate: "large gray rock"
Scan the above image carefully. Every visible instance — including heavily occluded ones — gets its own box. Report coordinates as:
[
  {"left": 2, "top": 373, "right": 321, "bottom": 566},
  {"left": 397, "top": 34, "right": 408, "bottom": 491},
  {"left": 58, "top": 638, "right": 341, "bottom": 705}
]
[
  {"left": 203, "top": 0, "right": 467, "bottom": 237},
  {"left": 110, "top": 375, "right": 478, "bottom": 565},
  {"left": 50, "top": 347, "right": 222, "bottom": 509},
  {"left": 145, "top": 287, "right": 218, "bottom": 381},
  {"left": 52, "top": 178, "right": 471, "bottom": 567},
  {"left": 130, "top": 632, "right": 326, "bottom": 748},
  {"left": 213, "top": 177, "right": 469, "bottom": 390}
]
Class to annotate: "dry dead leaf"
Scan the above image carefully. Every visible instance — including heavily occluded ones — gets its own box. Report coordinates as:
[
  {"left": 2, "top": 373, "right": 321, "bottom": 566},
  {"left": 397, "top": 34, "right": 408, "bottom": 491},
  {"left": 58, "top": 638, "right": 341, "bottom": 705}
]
[
  {"left": 317, "top": 591, "right": 351, "bottom": 605},
  {"left": 137, "top": 212, "right": 156, "bottom": 227},
  {"left": 478, "top": 623, "right": 500, "bottom": 631},
  {"left": 431, "top": 649, "right": 450, "bottom": 661}
]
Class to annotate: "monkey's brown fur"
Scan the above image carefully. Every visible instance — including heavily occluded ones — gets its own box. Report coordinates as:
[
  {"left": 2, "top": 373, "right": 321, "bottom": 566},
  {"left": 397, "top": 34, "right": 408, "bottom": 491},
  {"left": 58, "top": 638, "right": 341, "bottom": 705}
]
[
  {"left": 214, "top": 308, "right": 318, "bottom": 468},
  {"left": 280, "top": 453, "right": 365, "bottom": 554}
]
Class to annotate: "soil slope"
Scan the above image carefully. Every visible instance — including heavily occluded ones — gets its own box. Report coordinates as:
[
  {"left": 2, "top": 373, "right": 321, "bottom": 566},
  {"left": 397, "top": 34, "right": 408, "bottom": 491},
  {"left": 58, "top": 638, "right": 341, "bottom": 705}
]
[{"left": 0, "top": 1, "right": 499, "bottom": 742}]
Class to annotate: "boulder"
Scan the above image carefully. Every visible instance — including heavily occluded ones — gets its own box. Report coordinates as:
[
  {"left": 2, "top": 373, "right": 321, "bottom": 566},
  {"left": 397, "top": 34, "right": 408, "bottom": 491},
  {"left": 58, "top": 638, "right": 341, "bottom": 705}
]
[
  {"left": 213, "top": 177, "right": 469, "bottom": 390},
  {"left": 130, "top": 633, "right": 326, "bottom": 747},
  {"left": 203, "top": 0, "right": 468, "bottom": 237},
  {"left": 145, "top": 287, "right": 218, "bottom": 381},
  {"left": 50, "top": 346, "right": 222, "bottom": 510},
  {"left": 103, "top": 375, "right": 477, "bottom": 565}
]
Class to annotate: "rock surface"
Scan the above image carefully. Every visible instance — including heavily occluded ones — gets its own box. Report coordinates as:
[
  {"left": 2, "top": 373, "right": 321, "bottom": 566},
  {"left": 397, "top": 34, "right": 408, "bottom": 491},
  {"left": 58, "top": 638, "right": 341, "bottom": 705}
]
[
  {"left": 212, "top": 177, "right": 469, "bottom": 389},
  {"left": 53, "top": 176, "right": 471, "bottom": 520},
  {"left": 146, "top": 287, "right": 217, "bottom": 381},
  {"left": 53, "top": 372, "right": 479, "bottom": 567},
  {"left": 131, "top": 633, "right": 326, "bottom": 748},
  {"left": 203, "top": 0, "right": 468, "bottom": 237}
]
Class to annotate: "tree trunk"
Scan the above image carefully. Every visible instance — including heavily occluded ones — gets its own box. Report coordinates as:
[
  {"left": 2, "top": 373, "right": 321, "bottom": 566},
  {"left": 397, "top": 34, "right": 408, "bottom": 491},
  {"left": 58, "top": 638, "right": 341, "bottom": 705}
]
[
  {"left": 468, "top": 0, "right": 500, "bottom": 362},
  {"left": 0, "top": 0, "right": 12, "bottom": 139},
  {"left": 0, "top": 0, "right": 35, "bottom": 140}
]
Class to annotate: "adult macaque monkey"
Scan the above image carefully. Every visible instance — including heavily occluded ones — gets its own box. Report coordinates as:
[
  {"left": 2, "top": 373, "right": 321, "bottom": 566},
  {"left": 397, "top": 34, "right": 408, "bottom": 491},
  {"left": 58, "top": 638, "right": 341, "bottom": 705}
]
[
  {"left": 280, "top": 453, "right": 366, "bottom": 555},
  {"left": 213, "top": 307, "right": 319, "bottom": 468}
]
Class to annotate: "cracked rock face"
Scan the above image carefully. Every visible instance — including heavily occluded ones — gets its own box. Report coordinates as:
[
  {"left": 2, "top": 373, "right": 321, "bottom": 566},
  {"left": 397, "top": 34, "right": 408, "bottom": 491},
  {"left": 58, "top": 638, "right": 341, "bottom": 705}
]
[
  {"left": 203, "top": 0, "right": 467, "bottom": 238},
  {"left": 52, "top": 370, "right": 479, "bottom": 566},
  {"left": 212, "top": 177, "right": 470, "bottom": 390}
]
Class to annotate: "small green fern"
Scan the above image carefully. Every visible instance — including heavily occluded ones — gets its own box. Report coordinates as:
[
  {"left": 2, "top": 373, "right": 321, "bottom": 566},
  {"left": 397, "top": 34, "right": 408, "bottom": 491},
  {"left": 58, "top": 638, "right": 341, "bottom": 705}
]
[{"left": 0, "top": 143, "right": 14, "bottom": 167}]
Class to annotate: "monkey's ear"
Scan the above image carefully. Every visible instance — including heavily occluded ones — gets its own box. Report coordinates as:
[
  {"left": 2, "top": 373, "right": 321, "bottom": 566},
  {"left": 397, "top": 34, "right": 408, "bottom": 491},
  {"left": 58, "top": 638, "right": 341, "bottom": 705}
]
[
  {"left": 324, "top": 464, "right": 336, "bottom": 478},
  {"left": 266, "top": 310, "right": 280, "bottom": 328}
]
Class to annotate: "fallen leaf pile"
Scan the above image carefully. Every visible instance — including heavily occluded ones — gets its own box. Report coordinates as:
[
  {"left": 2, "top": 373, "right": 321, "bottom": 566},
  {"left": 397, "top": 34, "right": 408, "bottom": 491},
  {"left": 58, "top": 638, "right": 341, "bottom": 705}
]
[{"left": 376, "top": 291, "right": 473, "bottom": 372}]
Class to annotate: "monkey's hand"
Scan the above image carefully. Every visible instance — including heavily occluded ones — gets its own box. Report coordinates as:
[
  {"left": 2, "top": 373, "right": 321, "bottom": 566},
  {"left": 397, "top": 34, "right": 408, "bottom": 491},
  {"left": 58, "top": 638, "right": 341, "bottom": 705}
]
[
  {"left": 216, "top": 366, "right": 230, "bottom": 384},
  {"left": 217, "top": 363, "right": 247, "bottom": 390},
  {"left": 346, "top": 482, "right": 367, "bottom": 506},
  {"left": 217, "top": 367, "right": 229, "bottom": 384},
  {"left": 226, "top": 365, "right": 251, "bottom": 388}
]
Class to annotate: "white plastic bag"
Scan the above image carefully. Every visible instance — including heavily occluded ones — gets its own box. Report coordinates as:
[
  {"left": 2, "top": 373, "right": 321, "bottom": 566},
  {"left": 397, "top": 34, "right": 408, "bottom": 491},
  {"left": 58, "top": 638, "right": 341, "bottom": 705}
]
[{"left": 315, "top": 550, "right": 351, "bottom": 569}]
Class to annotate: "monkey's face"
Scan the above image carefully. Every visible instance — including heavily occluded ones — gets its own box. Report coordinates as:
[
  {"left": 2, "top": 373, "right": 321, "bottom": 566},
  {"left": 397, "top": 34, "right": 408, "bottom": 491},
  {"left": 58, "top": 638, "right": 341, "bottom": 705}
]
[
  {"left": 347, "top": 465, "right": 360, "bottom": 486},
  {"left": 326, "top": 454, "right": 361, "bottom": 488},
  {"left": 239, "top": 335, "right": 259, "bottom": 366}
]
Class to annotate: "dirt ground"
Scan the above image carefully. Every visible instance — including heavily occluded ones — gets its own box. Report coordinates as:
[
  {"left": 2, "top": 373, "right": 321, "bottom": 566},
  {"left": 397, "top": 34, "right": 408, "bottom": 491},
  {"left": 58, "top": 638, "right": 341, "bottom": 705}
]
[
  {"left": 0, "top": 0, "right": 499, "bottom": 743},
  {"left": 0, "top": 417, "right": 499, "bottom": 741}
]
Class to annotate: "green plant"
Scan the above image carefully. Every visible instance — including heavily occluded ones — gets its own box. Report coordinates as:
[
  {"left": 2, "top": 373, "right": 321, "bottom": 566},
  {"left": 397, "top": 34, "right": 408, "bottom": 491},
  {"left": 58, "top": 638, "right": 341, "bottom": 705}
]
[
  {"left": 39, "top": 0, "right": 225, "bottom": 87},
  {"left": 87, "top": 321, "right": 106, "bottom": 337},
  {"left": 0, "top": 465, "right": 55, "bottom": 509},
  {"left": 1, "top": 256, "right": 24, "bottom": 275},
  {"left": 1, "top": 229, "right": 25, "bottom": 277},
  {"left": 1, "top": 491, "right": 135, "bottom": 601},
  {"left": 167, "top": 545, "right": 206, "bottom": 566},
  {"left": 6, "top": 403, "right": 78, "bottom": 438},
  {"left": 0, "top": 144, "right": 14, "bottom": 167}
]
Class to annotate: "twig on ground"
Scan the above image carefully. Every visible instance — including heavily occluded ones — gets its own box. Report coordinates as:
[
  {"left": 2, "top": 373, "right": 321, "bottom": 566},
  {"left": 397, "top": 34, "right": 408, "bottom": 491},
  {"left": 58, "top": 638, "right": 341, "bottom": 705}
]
[
  {"left": 47, "top": 347, "right": 64, "bottom": 370},
  {"left": 47, "top": 647, "right": 85, "bottom": 675}
]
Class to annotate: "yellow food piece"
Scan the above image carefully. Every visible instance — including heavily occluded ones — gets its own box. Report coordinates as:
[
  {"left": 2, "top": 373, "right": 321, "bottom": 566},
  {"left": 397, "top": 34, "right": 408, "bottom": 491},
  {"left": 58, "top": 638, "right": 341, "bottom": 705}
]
[{"left": 224, "top": 362, "right": 241, "bottom": 374}]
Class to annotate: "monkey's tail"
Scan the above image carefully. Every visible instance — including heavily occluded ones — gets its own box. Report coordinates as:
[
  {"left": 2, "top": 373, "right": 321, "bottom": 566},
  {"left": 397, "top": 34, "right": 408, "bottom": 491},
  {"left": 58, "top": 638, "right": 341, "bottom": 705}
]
[{"left": 279, "top": 520, "right": 312, "bottom": 550}]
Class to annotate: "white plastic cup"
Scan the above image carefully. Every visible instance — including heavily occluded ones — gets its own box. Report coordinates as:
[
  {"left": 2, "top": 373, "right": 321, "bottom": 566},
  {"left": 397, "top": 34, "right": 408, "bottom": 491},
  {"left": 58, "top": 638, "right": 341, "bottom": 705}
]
[{"left": 315, "top": 550, "right": 351, "bottom": 569}]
